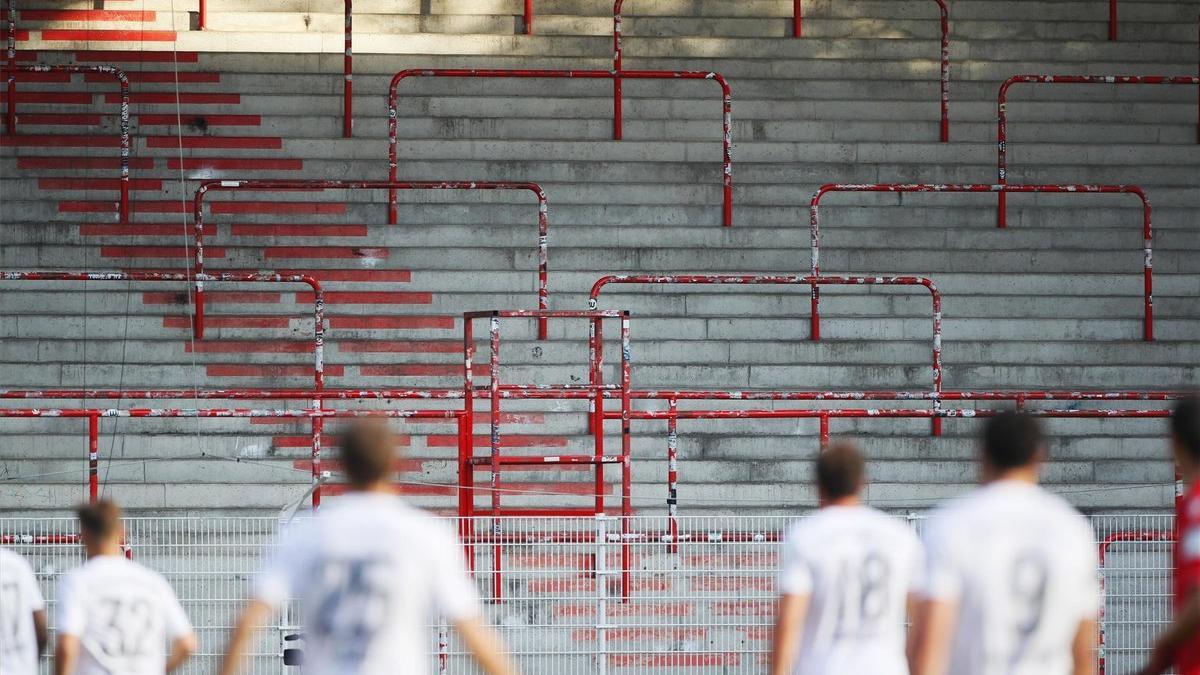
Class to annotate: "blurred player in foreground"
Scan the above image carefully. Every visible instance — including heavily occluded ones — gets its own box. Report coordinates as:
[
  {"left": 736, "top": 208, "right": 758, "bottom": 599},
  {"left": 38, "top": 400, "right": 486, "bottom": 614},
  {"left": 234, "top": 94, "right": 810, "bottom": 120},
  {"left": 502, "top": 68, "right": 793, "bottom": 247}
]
[
  {"left": 770, "top": 441, "right": 924, "bottom": 675},
  {"left": 911, "top": 412, "right": 1099, "bottom": 675},
  {"left": 0, "top": 546, "right": 48, "bottom": 675},
  {"left": 55, "top": 500, "right": 196, "bottom": 675},
  {"left": 219, "top": 420, "right": 518, "bottom": 675},
  {"left": 1140, "top": 396, "right": 1200, "bottom": 675}
]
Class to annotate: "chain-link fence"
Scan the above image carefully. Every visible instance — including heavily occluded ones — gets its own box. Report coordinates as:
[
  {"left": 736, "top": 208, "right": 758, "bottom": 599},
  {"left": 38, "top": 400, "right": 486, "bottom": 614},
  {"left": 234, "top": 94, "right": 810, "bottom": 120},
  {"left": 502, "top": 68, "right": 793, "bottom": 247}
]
[{"left": 0, "top": 513, "right": 1175, "bottom": 674}]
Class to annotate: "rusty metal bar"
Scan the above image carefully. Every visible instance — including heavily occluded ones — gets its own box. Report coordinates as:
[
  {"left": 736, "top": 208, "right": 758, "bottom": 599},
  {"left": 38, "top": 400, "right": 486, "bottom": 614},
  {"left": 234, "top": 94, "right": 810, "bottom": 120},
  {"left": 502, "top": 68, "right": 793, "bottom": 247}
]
[
  {"left": 193, "top": 178, "right": 551, "bottom": 340},
  {"left": 997, "top": 75, "right": 1200, "bottom": 228},
  {"left": 343, "top": 0, "right": 352, "bottom": 137},
  {"left": 809, "top": 183, "right": 1154, "bottom": 341},
  {"left": 388, "top": 68, "right": 733, "bottom": 226},
  {"left": 3, "top": 64, "right": 131, "bottom": 221}
]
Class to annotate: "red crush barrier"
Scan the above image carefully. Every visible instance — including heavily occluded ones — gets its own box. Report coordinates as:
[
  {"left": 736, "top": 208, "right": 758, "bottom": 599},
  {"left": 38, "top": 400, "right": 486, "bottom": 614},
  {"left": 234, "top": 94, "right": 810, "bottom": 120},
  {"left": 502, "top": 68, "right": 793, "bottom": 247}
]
[
  {"left": 1096, "top": 529, "right": 1175, "bottom": 675},
  {"left": 808, "top": 183, "right": 1155, "bottom": 341},
  {"left": 4, "top": 0, "right": 12, "bottom": 133},
  {"left": 461, "top": 309, "right": 633, "bottom": 599},
  {"left": 997, "top": 74, "right": 1200, "bottom": 228},
  {"left": 192, "top": 178, "right": 552, "bottom": 341},
  {"left": 388, "top": 68, "right": 734, "bottom": 226},
  {"left": 791, "top": 0, "right": 949, "bottom": 141},
  {"left": 3, "top": 63, "right": 131, "bottom": 222}
]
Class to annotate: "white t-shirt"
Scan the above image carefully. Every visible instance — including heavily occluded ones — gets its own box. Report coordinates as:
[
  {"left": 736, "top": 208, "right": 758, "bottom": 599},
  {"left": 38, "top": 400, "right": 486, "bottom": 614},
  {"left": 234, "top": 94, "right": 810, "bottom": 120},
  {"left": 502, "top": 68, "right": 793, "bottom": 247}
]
[
  {"left": 0, "top": 547, "right": 46, "bottom": 675},
  {"left": 56, "top": 555, "right": 193, "bottom": 675},
  {"left": 778, "top": 505, "right": 924, "bottom": 675},
  {"left": 920, "top": 480, "right": 1100, "bottom": 675},
  {"left": 256, "top": 493, "right": 480, "bottom": 675}
]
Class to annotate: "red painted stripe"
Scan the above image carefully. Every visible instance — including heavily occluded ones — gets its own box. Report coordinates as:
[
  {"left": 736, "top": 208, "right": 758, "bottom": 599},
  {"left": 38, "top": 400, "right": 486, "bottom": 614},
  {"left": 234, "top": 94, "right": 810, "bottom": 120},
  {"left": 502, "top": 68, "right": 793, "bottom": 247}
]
[
  {"left": 296, "top": 291, "right": 432, "bottom": 305},
  {"left": 16, "top": 9, "right": 156, "bottom": 21},
  {"left": 163, "top": 316, "right": 290, "bottom": 329},
  {"left": 266, "top": 247, "right": 384, "bottom": 260},
  {"left": 139, "top": 114, "right": 259, "bottom": 126},
  {"left": 168, "top": 158, "right": 301, "bottom": 171},
  {"left": 339, "top": 341, "right": 459, "bottom": 354},
  {"left": 359, "top": 364, "right": 466, "bottom": 377},
  {"left": 214, "top": 202, "right": 346, "bottom": 216},
  {"left": 104, "top": 92, "right": 239, "bottom": 104},
  {"left": 143, "top": 291, "right": 276, "bottom": 304},
  {"left": 99, "top": 246, "right": 226, "bottom": 259},
  {"left": 556, "top": 603, "right": 692, "bottom": 618},
  {"left": 275, "top": 270, "right": 412, "bottom": 283},
  {"left": 10, "top": 72, "right": 72, "bottom": 83},
  {"left": 429, "top": 434, "right": 567, "bottom": 448},
  {"left": 61, "top": 201, "right": 186, "bottom": 214},
  {"left": 41, "top": 29, "right": 177, "bottom": 41},
  {"left": 147, "top": 136, "right": 282, "bottom": 149},
  {"left": 230, "top": 224, "right": 367, "bottom": 237},
  {"left": 331, "top": 316, "right": 452, "bottom": 329},
  {"left": 19, "top": 156, "right": 155, "bottom": 170},
  {"left": 0, "top": 92, "right": 92, "bottom": 104},
  {"left": 40, "top": 178, "right": 162, "bottom": 191},
  {"left": 73, "top": 50, "right": 198, "bottom": 63},
  {"left": 713, "top": 600, "right": 775, "bottom": 617},
  {"left": 3, "top": 134, "right": 117, "bottom": 148},
  {"left": 206, "top": 364, "right": 344, "bottom": 378},
  {"left": 87, "top": 71, "right": 220, "bottom": 84},
  {"left": 80, "top": 224, "right": 182, "bottom": 236},
  {"left": 611, "top": 654, "right": 739, "bottom": 667},
  {"left": 17, "top": 113, "right": 102, "bottom": 126},
  {"left": 186, "top": 341, "right": 313, "bottom": 354}
]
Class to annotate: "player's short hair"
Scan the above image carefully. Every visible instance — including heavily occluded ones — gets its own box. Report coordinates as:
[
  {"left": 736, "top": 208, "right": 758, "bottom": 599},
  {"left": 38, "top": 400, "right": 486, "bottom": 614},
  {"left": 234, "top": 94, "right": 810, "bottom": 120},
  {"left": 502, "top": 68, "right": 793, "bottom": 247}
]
[
  {"left": 815, "top": 441, "right": 865, "bottom": 500},
  {"left": 1172, "top": 396, "right": 1200, "bottom": 461},
  {"left": 982, "top": 412, "right": 1044, "bottom": 469},
  {"left": 339, "top": 420, "right": 396, "bottom": 486},
  {"left": 76, "top": 499, "right": 122, "bottom": 541}
]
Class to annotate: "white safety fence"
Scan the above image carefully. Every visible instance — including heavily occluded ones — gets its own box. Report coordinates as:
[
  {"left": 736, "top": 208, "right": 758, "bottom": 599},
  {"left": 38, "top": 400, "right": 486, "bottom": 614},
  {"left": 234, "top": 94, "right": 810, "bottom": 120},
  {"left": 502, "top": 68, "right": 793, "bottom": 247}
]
[{"left": 0, "top": 514, "right": 1175, "bottom": 674}]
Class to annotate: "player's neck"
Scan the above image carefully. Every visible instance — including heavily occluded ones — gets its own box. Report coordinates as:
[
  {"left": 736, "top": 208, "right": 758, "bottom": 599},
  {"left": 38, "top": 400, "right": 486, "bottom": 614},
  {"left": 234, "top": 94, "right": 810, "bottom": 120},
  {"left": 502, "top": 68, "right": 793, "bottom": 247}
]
[
  {"left": 350, "top": 481, "right": 395, "bottom": 495},
  {"left": 819, "top": 495, "right": 860, "bottom": 509},
  {"left": 983, "top": 465, "right": 1040, "bottom": 486},
  {"left": 84, "top": 542, "right": 123, "bottom": 559}
]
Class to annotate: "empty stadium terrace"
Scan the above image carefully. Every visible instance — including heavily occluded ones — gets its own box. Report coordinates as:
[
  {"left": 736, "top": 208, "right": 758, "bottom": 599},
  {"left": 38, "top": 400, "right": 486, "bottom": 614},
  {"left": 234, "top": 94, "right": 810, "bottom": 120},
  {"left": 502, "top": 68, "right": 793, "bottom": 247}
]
[{"left": 0, "top": 0, "right": 1197, "bottom": 672}]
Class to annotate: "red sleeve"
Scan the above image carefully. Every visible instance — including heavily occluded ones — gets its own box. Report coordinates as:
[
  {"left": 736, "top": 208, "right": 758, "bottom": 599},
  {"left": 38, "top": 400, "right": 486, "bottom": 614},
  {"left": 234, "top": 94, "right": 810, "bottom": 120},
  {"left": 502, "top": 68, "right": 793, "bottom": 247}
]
[{"left": 1178, "top": 491, "right": 1200, "bottom": 599}]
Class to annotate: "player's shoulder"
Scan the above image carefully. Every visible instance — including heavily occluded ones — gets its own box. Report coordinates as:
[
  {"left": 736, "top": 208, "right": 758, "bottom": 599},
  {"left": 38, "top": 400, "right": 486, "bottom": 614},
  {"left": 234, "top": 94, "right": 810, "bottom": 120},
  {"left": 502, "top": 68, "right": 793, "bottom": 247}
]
[{"left": 0, "top": 545, "right": 28, "bottom": 569}]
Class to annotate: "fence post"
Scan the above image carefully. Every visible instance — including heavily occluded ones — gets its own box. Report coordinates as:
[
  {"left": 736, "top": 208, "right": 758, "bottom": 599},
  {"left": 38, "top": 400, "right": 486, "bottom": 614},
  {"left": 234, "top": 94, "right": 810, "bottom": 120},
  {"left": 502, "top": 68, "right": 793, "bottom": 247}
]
[
  {"left": 5, "top": 0, "right": 15, "bottom": 134},
  {"left": 595, "top": 514, "right": 610, "bottom": 675},
  {"left": 343, "top": 0, "right": 352, "bottom": 138},
  {"left": 87, "top": 413, "right": 99, "bottom": 502},
  {"left": 612, "top": 0, "right": 623, "bottom": 140}
]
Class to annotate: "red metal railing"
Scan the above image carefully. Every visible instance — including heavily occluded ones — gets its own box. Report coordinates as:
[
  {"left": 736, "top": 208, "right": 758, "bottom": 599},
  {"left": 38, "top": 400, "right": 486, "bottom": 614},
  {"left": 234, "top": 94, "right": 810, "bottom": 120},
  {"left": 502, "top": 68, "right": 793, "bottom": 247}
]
[
  {"left": 0, "top": 270, "right": 329, "bottom": 505},
  {"left": 808, "top": 183, "right": 1155, "bottom": 341},
  {"left": 2, "top": 64, "right": 131, "bottom": 222},
  {"left": 589, "top": 274, "right": 944, "bottom": 435},
  {"left": 462, "top": 309, "right": 632, "bottom": 599},
  {"left": 997, "top": 74, "right": 1200, "bottom": 227},
  {"left": 788, "top": 0, "right": 951, "bottom": 141},
  {"left": 388, "top": 68, "right": 734, "bottom": 226},
  {"left": 192, "top": 178, "right": 552, "bottom": 341}
]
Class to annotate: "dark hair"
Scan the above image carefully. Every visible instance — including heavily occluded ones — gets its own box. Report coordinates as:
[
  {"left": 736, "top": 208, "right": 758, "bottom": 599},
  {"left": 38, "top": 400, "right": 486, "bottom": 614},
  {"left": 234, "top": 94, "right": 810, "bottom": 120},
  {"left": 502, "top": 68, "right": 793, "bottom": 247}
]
[
  {"left": 982, "top": 412, "right": 1044, "bottom": 470},
  {"left": 76, "top": 500, "right": 122, "bottom": 541},
  {"left": 816, "top": 441, "right": 865, "bottom": 500},
  {"left": 338, "top": 421, "right": 396, "bottom": 486},
  {"left": 1172, "top": 397, "right": 1200, "bottom": 461}
]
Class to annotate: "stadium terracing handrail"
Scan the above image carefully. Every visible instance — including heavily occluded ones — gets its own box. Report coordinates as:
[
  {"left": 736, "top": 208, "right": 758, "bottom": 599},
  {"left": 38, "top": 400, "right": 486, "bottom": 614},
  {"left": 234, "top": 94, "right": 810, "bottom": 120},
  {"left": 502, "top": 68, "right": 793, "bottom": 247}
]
[
  {"left": 192, "top": 178, "right": 552, "bottom": 341},
  {"left": 388, "top": 68, "right": 734, "bottom": 226},
  {"left": 808, "top": 183, "right": 1154, "bottom": 341},
  {"left": 2, "top": 63, "right": 131, "bottom": 222},
  {"left": 786, "top": 0, "right": 950, "bottom": 141},
  {"left": 997, "top": 74, "right": 1200, "bottom": 229},
  {"left": 4, "top": 0, "right": 13, "bottom": 133},
  {"left": 588, "top": 273, "right": 944, "bottom": 434}
]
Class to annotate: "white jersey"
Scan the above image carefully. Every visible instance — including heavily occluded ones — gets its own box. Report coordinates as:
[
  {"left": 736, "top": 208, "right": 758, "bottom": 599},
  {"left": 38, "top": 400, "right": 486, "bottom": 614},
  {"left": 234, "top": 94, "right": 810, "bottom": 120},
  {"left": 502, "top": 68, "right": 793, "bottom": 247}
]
[
  {"left": 920, "top": 480, "right": 1100, "bottom": 675},
  {"left": 1, "top": 547, "right": 46, "bottom": 675},
  {"left": 56, "top": 555, "right": 193, "bottom": 675},
  {"left": 256, "top": 493, "right": 480, "bottom": 675},
  {"left": 778, "top": 505, "right": 924, "bottom": 675}
]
